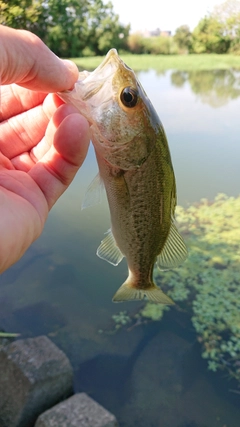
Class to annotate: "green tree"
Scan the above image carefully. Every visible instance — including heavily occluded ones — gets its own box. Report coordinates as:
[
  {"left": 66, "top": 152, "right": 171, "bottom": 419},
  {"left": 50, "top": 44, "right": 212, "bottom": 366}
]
[
  {"left": 44, "top": 0, "right": 89, "bottom": 57},
  {"left": 0, "top": 0, "right": 129, "bottom": 57},
  {"left": 0, "top": 0, "right": 89, "bottom": 56},
  {"left": 0, "top": 0, "right": 44, "bottom": 32},
  {"left": 191, "top": 16, "right": 231, "bottom": 53},
  {"left": 85, "top": 0, "right": 130, "bottom": 55},
  {"left": 212, "top": 0, "right": 240, "bottom": 53},
  {"left": 174, "top": 25, "right": 192, "bottom": 53},
  {"left": 212, "top": 0, "right": 240, "bottom": 21}
]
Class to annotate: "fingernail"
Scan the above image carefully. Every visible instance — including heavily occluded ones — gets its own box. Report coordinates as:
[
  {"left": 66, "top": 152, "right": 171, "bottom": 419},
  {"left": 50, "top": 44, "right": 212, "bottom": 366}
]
[
  {"left": 61, "top": 59, "right": 78, "bottom": 74},
  {"left": 60, "top": 60, "right": 79, "bottom": 90}
]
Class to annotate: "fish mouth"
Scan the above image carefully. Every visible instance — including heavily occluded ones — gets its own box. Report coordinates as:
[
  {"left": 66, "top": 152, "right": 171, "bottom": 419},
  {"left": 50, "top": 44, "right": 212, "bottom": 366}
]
[
  {"left": 95, "top": 48, "right": 123, "bottom": 71},
  {"left": 59, "top": 49, "right": 120, "bottom": 92},
  {"left": 64, "top": 49, "right": 123, "bottom": 105},
  {"left": 80, "top": 49, "right": 137, "bottom": 109},
  {"left": 68, "top": 49, "right": 130, "bottom": 97}
]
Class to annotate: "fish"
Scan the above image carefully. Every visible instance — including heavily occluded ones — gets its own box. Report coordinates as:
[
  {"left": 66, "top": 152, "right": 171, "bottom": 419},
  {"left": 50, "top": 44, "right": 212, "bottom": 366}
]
[{"left": 58, "top": 48, "right": 187, "bottom": 304}]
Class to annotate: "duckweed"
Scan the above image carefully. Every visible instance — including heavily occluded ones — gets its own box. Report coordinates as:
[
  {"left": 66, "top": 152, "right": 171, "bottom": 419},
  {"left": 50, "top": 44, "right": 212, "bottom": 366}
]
[
  {"left": 105, "top": 195, "right": 240, "bottom": 383},
  {"left": 139, "top": 302, "right": 169, "bottom": 321},
  {"left": 152, "top": 194, "right": 240, "bottom": 382},
  {"left": 112, "top": 311, "right": 131, "bottom": 327}
]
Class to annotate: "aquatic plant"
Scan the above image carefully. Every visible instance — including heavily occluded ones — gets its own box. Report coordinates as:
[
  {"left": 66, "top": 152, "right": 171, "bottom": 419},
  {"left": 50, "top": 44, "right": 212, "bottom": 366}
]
[
  {"left": 0, "top": 329, "right": 20, "bottom": 343},
  {"left": 0, "top": 332, "right": 20, "bottom": 338},
  {"left": 139, "top": 302, "right": 169, "bottom": 321},
  {"left": 111, "top": 311, "right": 132, "bottom": 330},
  {"left": 98, "top": 311, "right": 132, "bottom": 334},
  {"left": 152, "top": 194, "right": 240, "bottom": 382},
  {"left": 102, "top": 194, "right": 240, "bottom": 383}
]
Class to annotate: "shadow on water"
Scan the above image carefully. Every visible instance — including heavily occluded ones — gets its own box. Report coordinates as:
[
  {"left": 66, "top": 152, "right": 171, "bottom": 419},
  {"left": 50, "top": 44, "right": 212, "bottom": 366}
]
[
  {"left": 74, "top": 309, "right": 197, "bottom": 409},
  {"left": 74, "top": 308, "right": 240, "bottom": 426},
  {"left": 0, "top": 299, "right": 66, "bottom": 338},
  {"left": 0, "top": 247, "right": 51, "bottom": 286},
  {"left": 74, "top": 321, "right": 161, "bottom": 408}
]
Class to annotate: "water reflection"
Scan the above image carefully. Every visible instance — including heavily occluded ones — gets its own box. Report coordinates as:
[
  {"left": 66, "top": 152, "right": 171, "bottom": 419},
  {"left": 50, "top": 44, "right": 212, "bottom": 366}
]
[
  {"left": 1, "top": 67, "right": 240, "bottom": 427},
  {"left": 171, "top": 69, "right": 240, "bottom": 107}
]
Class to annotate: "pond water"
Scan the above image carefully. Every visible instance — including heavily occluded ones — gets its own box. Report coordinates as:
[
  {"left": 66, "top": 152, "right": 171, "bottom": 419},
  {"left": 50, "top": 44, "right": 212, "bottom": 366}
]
[{"left": 1, "top": 68, "right": 240, "bottom": 427}]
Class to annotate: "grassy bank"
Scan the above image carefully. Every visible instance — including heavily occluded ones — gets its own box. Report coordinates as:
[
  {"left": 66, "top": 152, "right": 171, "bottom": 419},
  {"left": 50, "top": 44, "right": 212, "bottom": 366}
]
[{"left": 70, "top": 53, "right": 240, "bottom": 72}]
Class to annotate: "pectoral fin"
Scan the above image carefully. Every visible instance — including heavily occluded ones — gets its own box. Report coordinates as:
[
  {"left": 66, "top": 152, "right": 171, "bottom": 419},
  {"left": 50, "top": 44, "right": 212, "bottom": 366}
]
[
  {"left": 97, "top": 229, "right": 124, "bottom": 266},
  {"left": 157, "top": 222, "right": 188, "bottom": 270},
  {"left": 81, "top": 173, "right": 104, "bottom": 209}
]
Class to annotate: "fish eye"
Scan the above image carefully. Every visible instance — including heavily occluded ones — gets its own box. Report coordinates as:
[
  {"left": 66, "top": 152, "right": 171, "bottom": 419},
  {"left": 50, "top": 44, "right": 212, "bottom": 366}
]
[{"left": 120, "top": 87, "right": 138, "bottom": 108}]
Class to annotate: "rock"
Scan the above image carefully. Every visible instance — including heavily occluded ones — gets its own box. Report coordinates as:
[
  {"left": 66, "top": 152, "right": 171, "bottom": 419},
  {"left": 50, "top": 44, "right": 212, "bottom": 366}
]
[
  {"left": 0, "top": 335, "right": 73, "bottom": 427},
  {"left": 117, "top": 327, "right": 240, "bottom": 427},
  {"left": 34, "top": 393, "right": 118, "bottom": 427}
]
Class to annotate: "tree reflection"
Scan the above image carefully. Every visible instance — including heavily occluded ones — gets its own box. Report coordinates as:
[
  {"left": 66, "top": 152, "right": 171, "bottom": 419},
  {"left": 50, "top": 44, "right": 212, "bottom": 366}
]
[
  {"left": 171, "top": 71, "right": 188, "bottom": 87},
  {"left": 171, "top": 69, "right": 240, "bottom": 107}
]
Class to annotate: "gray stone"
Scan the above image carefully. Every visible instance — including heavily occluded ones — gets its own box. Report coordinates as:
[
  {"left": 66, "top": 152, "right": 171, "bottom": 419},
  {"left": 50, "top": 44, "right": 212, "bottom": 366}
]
[
  {"left": 0, "top": 335, "right": 73, "bottom": 427},
  {"left": 34, "top": 393, "right": 118, "bottom": 427}
]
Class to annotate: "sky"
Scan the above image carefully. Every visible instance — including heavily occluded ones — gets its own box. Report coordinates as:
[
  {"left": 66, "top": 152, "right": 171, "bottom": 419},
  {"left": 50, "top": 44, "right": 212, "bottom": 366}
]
[{"left": 110, "top": 0, "right": 224, "bottom": 33}]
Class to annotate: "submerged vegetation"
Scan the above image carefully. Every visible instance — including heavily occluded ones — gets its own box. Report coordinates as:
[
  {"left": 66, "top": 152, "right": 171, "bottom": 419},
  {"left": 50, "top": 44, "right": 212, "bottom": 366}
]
[
  {"left": 108, "top": 194, "right": 240, "bottom": 384},
  {"left": 0, "top": 332, "right": 20, "bottom": 338}
]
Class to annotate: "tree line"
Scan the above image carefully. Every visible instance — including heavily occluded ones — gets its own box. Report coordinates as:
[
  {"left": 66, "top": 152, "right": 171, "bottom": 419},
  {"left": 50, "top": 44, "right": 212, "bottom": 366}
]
[
  {"left": 174, "top": 0, "right": 240, "bottom": 55},
  {"left": 0, "top": 0, "right": 130, "bottom": 57},
  {"left": 129, "top": 0, "right": 240, "bottom": 55},
  {"left": 1, "top": 0, "right": 240, "bottom": 56}
]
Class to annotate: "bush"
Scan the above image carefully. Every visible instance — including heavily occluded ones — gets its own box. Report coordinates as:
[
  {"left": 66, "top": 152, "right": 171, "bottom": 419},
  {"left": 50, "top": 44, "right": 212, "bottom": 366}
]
[{"left": 127, "top": 33, "right": 178, "bottom": 55}]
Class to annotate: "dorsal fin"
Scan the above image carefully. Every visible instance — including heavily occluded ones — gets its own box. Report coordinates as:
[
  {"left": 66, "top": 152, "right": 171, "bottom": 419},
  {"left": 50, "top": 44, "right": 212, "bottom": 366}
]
[{"left": 157, "top": 222, "right": 188, "bottom": 270}]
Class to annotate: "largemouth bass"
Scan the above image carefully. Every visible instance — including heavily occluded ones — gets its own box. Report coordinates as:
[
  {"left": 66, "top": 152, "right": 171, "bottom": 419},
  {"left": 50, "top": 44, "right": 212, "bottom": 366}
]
[{"left": 58, "top": 49, "right": 187, "bottom": 304}]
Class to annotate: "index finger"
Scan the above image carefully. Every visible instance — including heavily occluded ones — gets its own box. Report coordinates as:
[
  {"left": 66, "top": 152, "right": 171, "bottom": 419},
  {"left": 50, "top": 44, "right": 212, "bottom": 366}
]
[{"left": 0, "top": 25, "right": 79, "bottom": 92}]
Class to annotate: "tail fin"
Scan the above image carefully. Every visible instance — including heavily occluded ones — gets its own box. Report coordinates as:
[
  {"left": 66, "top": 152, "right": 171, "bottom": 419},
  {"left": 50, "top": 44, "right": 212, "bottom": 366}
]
[{"left": 112, "top": 281, "right": 174, "bottom": 304}]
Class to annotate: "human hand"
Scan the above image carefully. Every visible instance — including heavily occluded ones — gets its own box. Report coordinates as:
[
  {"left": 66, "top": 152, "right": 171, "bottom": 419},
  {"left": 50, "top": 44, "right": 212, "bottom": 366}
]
[{"left": 0, "top": 25, "right": 90, "bottom": 273}]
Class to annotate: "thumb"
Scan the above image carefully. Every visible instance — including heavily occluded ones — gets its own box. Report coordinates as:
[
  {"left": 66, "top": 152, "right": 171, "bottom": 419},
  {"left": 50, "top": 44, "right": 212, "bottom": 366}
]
[{"left": 0, "top": 25, "right": 79, "bottom": 92}]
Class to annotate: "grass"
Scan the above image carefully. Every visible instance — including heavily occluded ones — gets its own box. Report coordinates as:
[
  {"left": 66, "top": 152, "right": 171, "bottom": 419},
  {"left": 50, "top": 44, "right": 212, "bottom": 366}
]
[{"left": 69, "top": 53, "right": 240, "bottom": 72}]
